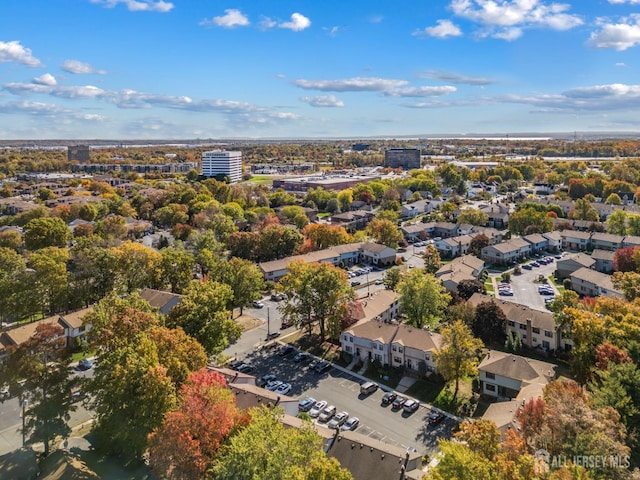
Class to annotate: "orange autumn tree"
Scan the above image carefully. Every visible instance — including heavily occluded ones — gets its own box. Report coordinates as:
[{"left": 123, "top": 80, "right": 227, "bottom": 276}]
[{"left": 147, "top": 369, "right": 245, "bottom": 480}]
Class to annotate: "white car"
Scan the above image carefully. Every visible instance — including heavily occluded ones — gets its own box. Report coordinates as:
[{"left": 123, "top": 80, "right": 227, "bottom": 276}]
[
  {"left": 342, "top": 417, "right": 360, "bottom": 431},
  {"left": 309, "top": 400, "right": 328, "bottom": 418},
  {"left": 266, "top": 380, "right": 282, "bottom": 391},
  {"left": 327, "top": 411, "right": 349, "bottom": 429},
  {"left": 274, "top": 383, "right": 292, "bottom": 395}
]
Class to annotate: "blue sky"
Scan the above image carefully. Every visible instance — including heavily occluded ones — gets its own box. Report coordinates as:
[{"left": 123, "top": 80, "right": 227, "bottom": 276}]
[{"left": 2, "top": 0, "right": 640, "bottom": 139}]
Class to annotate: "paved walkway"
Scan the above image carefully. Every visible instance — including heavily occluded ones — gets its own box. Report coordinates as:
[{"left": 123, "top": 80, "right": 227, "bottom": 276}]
[
  {"left": 356, "top": 357, "right": 369, "bottom": 376},
  {"left": 396, "top": 376, "right": 418, "bottom": 393}
]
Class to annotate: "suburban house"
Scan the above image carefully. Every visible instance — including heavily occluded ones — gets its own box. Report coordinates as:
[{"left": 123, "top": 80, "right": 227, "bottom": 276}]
[
  {"left": 359, "top": 290, "right": 401, "bottom": 323},
  {"left": 622, "top": 235, "right": 640, "bottom": 249},
  {"left": 542, "top": 231, "right": 562, "bottom": 252},
  {"left": 555, "top": 253, "right": 596, "bottom": 280},
  {"left": 434, "top": 234, "right": 474, "bottom": 259},
  {"left": 481, "top": 238, "right": 531, "bottom": 265},
  {"left": 432, "top": 222, "right": 459, "bottom": 239},
  {"left": 560, "top": 231, "right": 591, "bottom": 251},
  {"left": 400, "top": 199, "right": 433, "bottom": 218},
  {"left": 359, "top": 242, "right": 397, "bottom": 266},
  {"left": 390, "top": 326, "right": 442, "bottom": 374},
  {"left": 478, "top": 350, "right": 557, "bottom": 401},
  {"left": 590, "top": 232, "right": 624, "bottom": 252},
  {"left": 226, "top": 381, "right": 299, "bottom": 417},
  {"left": 341, "top": 320, "right": 443, "bottom": 375},
  {"left": 522, "top": 233, "right": 549, "bottom": 254},
  {"left": 592, "top": 203, "right": 617, "bottom": 221},
  {"left": 435, "top": 255, "right": 485, "bottom": 293},
  {"left": 329, "top": 210, "right": 375, "bottom": 232},
  {"left": 259, "top": 242, "right": 368, "bottom": 281},
  {"left": 58, "top": 307, "right": 93, "bottom": 348},
  {"left": 139, "top": 288, "right": 182, "bottom": 315},
  {"left": 471, "top": 226, "right": 504, "bottom": 245},
  {"left": 480, "top": 204, "right": 509, "bottom": 228},
  {"left": 401, "top": 222, "right": 432, "bottom": 242},
  {"left": 591, "top": 249, "right": 615, "bottom": 274},
  {"left": 569, "top": 267, "right": 623, "bottom": 298},
  {"left": 468, "top": 294, "right": 568, "bottom": 352}
]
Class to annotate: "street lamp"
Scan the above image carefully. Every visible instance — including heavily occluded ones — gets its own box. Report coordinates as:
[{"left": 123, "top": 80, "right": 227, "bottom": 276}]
[
  {"left": 266, "top": 307, "right": 270, "bottom": 340},
  {"left": 22, "top": 399, "right": 28, "bottom": 446}
]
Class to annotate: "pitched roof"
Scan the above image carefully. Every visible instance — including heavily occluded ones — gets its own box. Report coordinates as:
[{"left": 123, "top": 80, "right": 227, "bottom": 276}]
[
  {"left": 570, "top": 267, "right": 620, "bottom": 293},
  {"left": 590, "top": 249, "right": 615, "bottom": 261},
  {"left": 227, "top": 382, "right": 297, "bottom": 412},
  {"left": 479, "top": 350, "right": 556, "bottom": 387},
  {"left": 557, "top": 253, "right": 596, "bottom": 269},
  {"left": 590, "top": 232, "right": 623, "bottom": 244},
  {"left": 344, "top": 320, "right": 398, "bottom": 344},
  {"left": 488, "top": 237, "right": 529, "bottom": 254},
  {"left": 139, "top": 288, "right": 182, "bottom": 313},
  {"left": 392, "top": 325, "right": 442, "bottom": 352},
  {"left": 360, "top": 290, "right": 400, "bottom": 322},
  {"left": 259, "top": 243, "right": 365, "bottom": 274},
  {"left": 2, "top": 316, "right": 65, "bottom": 347},
  {"left": 58, "top": 307, "right": 93, "bottom": 329},
  {"left": 467, "top": 293, "right": 556, "bottom": 330},
  {"left": 522, "top": 233, "right": 547, "bottom": 245}
]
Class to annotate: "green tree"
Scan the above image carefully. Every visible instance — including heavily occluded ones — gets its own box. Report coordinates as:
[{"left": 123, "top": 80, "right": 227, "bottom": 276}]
[
  {"left": 0, "top": 247, "right": 27, "bottom": 321},
  {"left": 568, "top": 198, "right": 600, "bottom": 222},
  {"left": 112, "top": 241, "right": 162, "bottom": 293},
  {"left": 24, "top": 216, "right": 70, "bottom": 250},
  {"left": 337, "top": 189, "right": 353, "bottom": 212},
  {"left": 457, "top": 208, "right": 489, "bottom": 226},
  {"left": 509, "top": 207, "right": 553, "bottom": 235},
  {"left": 215, "top": 257, "right": 265, "bottom": 315},
  {"left": 29, "top": 247, "right": 69, "bottom": 315},
  {"left": 472, "top": 301, "right": 507, "bottom": 345},
  {"left": 383, "top": 267, "right": 403, "bottom": 291},
  {"left": 69, "top": 239, "right": 118, "bottom": 308},
  {"left": 422, "top": 245, "right": 442, "bottom": 274},
  {"left": 0, "top": 229, "right": 22, "bottom": 251},
  {"left": 279, "top": 261, "right": 354, "bottom": 341},
  {"left": 167, "top": 280, "right": 241, "bottom": 355},
  {"left": 436, "top": 320, "right": 483, "bottom": 401},
  {"left": 95, "top": 214, "right": 128, "bottom": 240},
  {"left": 365, "top": 218, "right": 402, "bottom": 249},
  {"left": 256, "top": 224, "right": 303, "bottom": 262},
  {"left": 605, "top": 192, "right": 623, "bottom": 205},
  {"left": 212, "top": 406, "right": 353, "bottom": 480},
  {"left": 160, "top": 247, "right": 196, "bottom": 294},
  {"left": 397, "top": 270, "right": 450, "bottom": 329},
  {"left": 2, "top": 323, "right": 78, "bottom": 457},
  {"left": 468, "top": 233, "right": 490, "bottom": 257},
  {"left": 607, "top": 209, "right": 628, "bottom": 236}
]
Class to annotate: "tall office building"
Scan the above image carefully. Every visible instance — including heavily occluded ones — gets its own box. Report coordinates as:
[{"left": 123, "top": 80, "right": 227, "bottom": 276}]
[
  {"left": 68, "top": 145, "right": 91, "bottom": 163},
  {"left": 384, "top": 148, "right": 421, "bottom": 170},
  {"left": 201, "top": 150, "right": 243, "bottom": 183}
]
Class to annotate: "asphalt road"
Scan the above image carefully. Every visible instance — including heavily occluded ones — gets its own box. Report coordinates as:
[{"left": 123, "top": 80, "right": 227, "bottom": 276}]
[{"left": 495, "top": 255, "right": 559, "bottom": 311}]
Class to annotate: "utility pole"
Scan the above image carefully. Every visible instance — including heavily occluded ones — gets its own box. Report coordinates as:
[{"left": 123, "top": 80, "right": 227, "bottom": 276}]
[
  {"left": 267, "top": 307, "right": 270, "bottom": 339},
  {"left": 22, "top": 399, "right": 28, "bottom": 446}
]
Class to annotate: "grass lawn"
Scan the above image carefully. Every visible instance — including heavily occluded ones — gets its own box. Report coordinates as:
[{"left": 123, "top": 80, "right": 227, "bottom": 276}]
[
  {"left": 245, "top": 175, "right": 273, "bottom": 185},
  {"left": 405, "top": 376, "right": 475, "bottom": 415},
  {"left": 364, "top": 363, "right": 402, "bottom": 389},
  {"left": 71, "top": 350, "right": 95, "bottom": 362},
  {"left": 548, "top": 275, "right": 565, "bottom": 294},
  {"left": 317, "top": 212, "right": 331, "bottom": 218},
  {"left": 484, "top": 280, "right": 494, "bottom": 293}
]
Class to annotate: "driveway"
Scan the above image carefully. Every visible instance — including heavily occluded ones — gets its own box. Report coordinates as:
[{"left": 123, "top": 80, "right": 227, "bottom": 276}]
[{"left": 493, "top": 255, "right": 559, "bottom": 312}]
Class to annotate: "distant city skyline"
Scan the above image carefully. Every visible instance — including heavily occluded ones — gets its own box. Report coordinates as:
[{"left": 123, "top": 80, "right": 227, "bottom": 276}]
[{"left": 2, "top": 1, "right": 640, "bottom": 140}]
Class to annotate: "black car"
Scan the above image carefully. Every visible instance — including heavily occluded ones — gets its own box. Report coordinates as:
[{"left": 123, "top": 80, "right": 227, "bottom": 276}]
[
  {"left": 350, "top": 281, "right": 361, "bottom": 287},
  {"left": 293, "top": 352, "right": 310, "bottom": 363},
  {"left": 429, "top": 411, "right": 445, "bottom": 426},
  {"left": 392, "top": 396, "right": 407, "bottom": 409},
  {"left": 381, "top": 391, "right": 397, "bottom": 405},
  {"left": 278, "top": 345, "right": 295, "bottom": 356},
  {"left": 229, "top": 359, "right": 245, "bottom": 370},
  {"left": 314, "top": 361, "right": 331, "bottom": 373}
]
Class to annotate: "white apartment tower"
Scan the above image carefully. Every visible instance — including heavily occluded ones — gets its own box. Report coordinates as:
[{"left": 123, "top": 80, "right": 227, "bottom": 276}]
[{"left": 201, "top": 150, "right": 243, "bottom": 183}]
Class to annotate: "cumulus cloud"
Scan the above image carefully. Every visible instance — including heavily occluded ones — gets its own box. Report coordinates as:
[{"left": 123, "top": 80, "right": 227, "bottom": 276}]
[
  {"left": 89, "top": 0, "right": 173, "bottom": 12},
  {"left": 588, "top": 15, "right": 640, "bottom": 50},
  {"left": 200, "top": 9, "right": 250, "bottom": 28},
  {"left": 279, "top": 13, "right": 311, "bottom": 31},
  {"left": 383, "top": 86, "right": 457, "bottom": 97},
  {"left": 0, "top": 40, "right": 42, "bottom": 67},
  {"left": 413, "top": 19, "right": 462, "bottom": 38},
  {"left": 62, "top": 59, "right": 107, "bottom": 75},
  {"left": 324, "top": 26, "right": 340, "bottom": 37},
  {"left": 32, "top": 74, "right": 57, "bottom": 86},
  {"left": 609, "top": 0, "right": 640, "bottom": 4},
  {"left": 259, "top": 16, "right": 277, "bottom": 30},
  {"left": 293, "top": 77, "right": 409, "bottom": 92},
  {"left": 423, "top": 70, "right": 494, "bottom": 85},
  {"left": 299, "top": 95, "right": 345, "bottom": 107},
  {"left": 449, "top": 0, "right": 583, "bottom": 40},
  {"left": 0, "top": 100, "right": 104, "bottom": 121}
]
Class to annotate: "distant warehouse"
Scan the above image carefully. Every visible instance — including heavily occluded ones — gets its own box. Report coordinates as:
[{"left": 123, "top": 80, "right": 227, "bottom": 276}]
[
  {"left": 272, "top": 174, "right": 380, "bottom": 192},
  {"left": 384, "top": 148, "right": 421, "bottom": 170}
]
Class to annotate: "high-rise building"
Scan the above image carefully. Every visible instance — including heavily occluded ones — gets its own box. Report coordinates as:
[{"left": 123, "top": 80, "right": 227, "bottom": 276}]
[
  {"left": 68, "top": 145, "right": 91, "bottom": 163},
  {"left": 201, "top": 150, "right": 242, "bottom": 183},
  {"left": 384, "top": 148, "right": 421, "bottom": 170}
]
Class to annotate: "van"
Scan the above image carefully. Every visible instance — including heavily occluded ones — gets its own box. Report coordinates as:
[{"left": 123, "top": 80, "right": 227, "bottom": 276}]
[{"left": 360, "top": 382, "right": 378, "bottom": 395}]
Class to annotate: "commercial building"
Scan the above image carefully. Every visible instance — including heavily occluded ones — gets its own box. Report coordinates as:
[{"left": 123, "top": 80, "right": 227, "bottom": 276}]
[
  {"left": 201, "top": 150, "right": 243, "bottom": 183},
  {"left": 383, "top": 148, "right": 420, "bottom": 170},
  {"left": 67, "top": 145, "right": 90, "bottom": 163}
]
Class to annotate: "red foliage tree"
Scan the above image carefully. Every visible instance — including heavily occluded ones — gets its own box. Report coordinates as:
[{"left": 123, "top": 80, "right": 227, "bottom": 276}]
[
  {"left": 613, "top": 246, "right": 639, "bottom": 272},
  {"left": 147, "top": 369, "right": 243, "bottom": 480},
  {"left": 515, "top": 397, "right": 545, "bottom": 447},
  {"left": 595, "top": 342, "right": 632, "bottom": 371}
]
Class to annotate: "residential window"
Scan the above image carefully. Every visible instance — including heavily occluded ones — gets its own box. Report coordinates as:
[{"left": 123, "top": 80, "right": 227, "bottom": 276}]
[
  {"left": 519, "top": 323, "right": 526, "bottom": 330},
  {"left": 485, "top": 372, "right": 495, "bottom": 380},
  {"left": 425, "top": 353, "right": 431, "bottom": 361},
  {"left": 533, "top": 337, "right": 538, "bottom": 343},
  {"left": 345, "top": 345, "right": 352, "bottom": 353},
  {"left": 78, "top": 326, "right": 86, "bottom": 333},
  {"left": 545, "top": 331, "right": 553, "bottom": 338},
  {"left": 349, "top": 336, "right": 353, "bottom": 342},
  {"left": 543, "top": 341, "right": 550, "bottom": 350},
  {"left": 522, "top": 334, "right": 527, "bottom": 340},
  {"left": 375, "top": 354, "right": 383, "bottom": 363},
  {"left": 398, "top": 347, "right": 403, "bottom": 353},
  {"left": 486, "top": 384, "right": 496, "bottom": 392},
  {"left": 392, "top": 345, "right": 397, "bottom": 352},
  {"left": 393, "top": 356, "right": 402, "bottom": 363},
  {"left": 532, "top": 327, "right": 540, "bottom": 334},
  {"left": 508, "top": 321, "right": 515, "bottom": 327}
]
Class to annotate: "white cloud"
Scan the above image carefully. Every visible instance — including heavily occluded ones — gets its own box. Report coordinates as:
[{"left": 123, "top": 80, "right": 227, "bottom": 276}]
[
  {"left": 62, "top": 59, "right": 107, "bottom": 75},
  {"left": 413, "top": 19, "right": 462, "bottom": 38},
  {"left": 200, "top": 9, "right": 250, "bottom": 29},
  {"left": 299, "top": 95, "right": 345, "bottom": 107},
  {"left": 449, "top": 0, "right": 583, "bottom": 40},
  {"left": 588, "top": 16, "right": 640, "bottom": 50},
  {"left": 293, "top": 77, "right": 409, "bottom": 92},
  {"left": 615, "top": 62, "right": 627, "bottom": 67},
  {"left": 32, "top": 74, "right": 57, "bottom": 86},
  {"left": 279, "top": 13, "right": 311, "bottom": 31},
  {"left": 259, "top": 16, "right": 277, "bottom": 30},
  {"left": 609, "top": 0, "right": 640, "bottom": 4},
  {"left": 324, "top": 26, "right": 340, "bottom": 37},
  {"left": 0, "top": 40, "right": 42, "bottom": 67},
  {"left": 423, "top": 70, "right": 494, "bottom": 85},
  {"left": 368, "top": 14, "right": 384, "bottom": 24},
  {"left": 384, "top": 86, "right": 457, "bottom": 97},
  {"left": 89, "top": 0, "right": 173, "bottom": 12},
  {"left": 0, "top": 100, "right": 104, "bottom": 121}
]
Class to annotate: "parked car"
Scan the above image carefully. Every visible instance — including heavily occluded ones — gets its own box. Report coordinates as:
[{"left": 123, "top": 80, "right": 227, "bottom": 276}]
[
  {"left": 0, "top": 384, "right": 9, "bottom": 400},
  {"left": 403, "top": 399, "right": 420, "bottom": 413},
  {"left": 237, "top": 363, "right": 255, "bottom": 374},
  {"left": 341, "top": 416, "right": 360, "bottom": 431},
  {"left": 77, "top": 358, "right": 93, "bottom": 371},
  {"left": 351, "top": 281, "right": 361, "bottom": 287},
  {"left": 522, "top": 264, "right": 533, "bottom": 270},
  {"left": 392, "top": 396, "right": 407, "bottom": 410},
  {"left": 229, "top": 359, "right": 244, "bottom": 370},
  {"left": 309, "top": 400, "right": 328, "bottom": 418},
  {"left": 278, "top": 345, "right": 295, "bottom": 356},
  {"left": 275, "top": 383, "right": 292, "bottom": 395},
  {"left": 252, "top": 300, "right": 265, "bottom": 308},
  {"left": 428, "top": 411, "right": 445, "bottom": 426},
  {"left": 280, "top": 320, "right": 292, "bottom": 329},
  {"left": 328, "top": 411, "right": 349, "bottom": 429},
  {"left": 267, "top": 331, "right": 281, "bottom": 340},
  {"left": 318, "top": 405, "right": 337, "bottom": 423},
  {"left": 266, "top": 380, "right": 283, "bottom": 391},
  {"left": 375, "top": 279, "right": 384, "bottom": 285},
  {"left": 293, "top": 352, "right": 310, "bottom": 363},
  {"left": 499, "top": 289, "right": 514, "bottom": 296},
  {"left": 314, "top": 361, "right": 331, "bottom": 373},
  {"left": 381, "top": 391, "right": 397, "bottom": 405},
  {"left": 257, "top": 374, "right": 277, "bottom": 387},
  {"left": 298, "top": 397, "right": 316, "bottom": 412}
]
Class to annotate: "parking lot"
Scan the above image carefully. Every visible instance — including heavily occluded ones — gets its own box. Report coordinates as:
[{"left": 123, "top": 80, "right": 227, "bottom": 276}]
[
  {"left": 495, "top": 254, "right": 561, "bottom": 312},
  {"left": 236, "top": 345, "right": 456, "bottom": 455}
]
